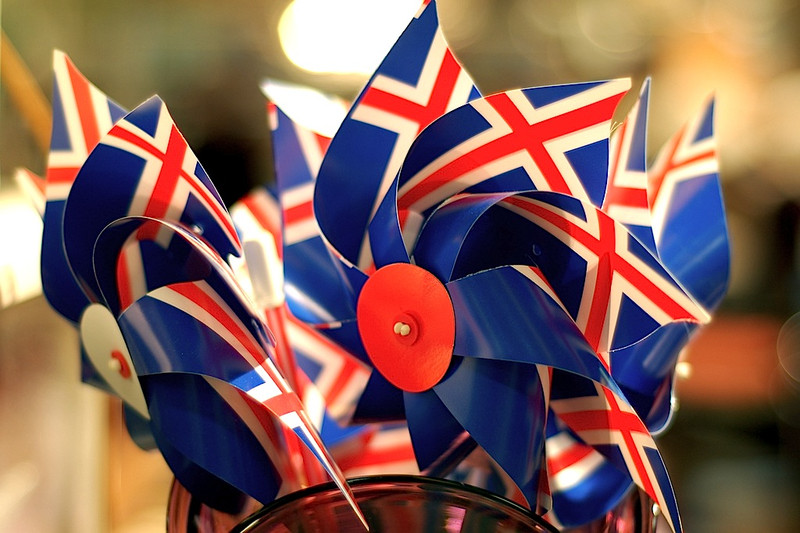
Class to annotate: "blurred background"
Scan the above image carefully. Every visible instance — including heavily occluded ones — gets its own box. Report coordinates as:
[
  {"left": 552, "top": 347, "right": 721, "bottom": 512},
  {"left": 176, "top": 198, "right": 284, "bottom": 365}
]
[{"left": 1, "top": 0, "right": 800, "bottom": 531}]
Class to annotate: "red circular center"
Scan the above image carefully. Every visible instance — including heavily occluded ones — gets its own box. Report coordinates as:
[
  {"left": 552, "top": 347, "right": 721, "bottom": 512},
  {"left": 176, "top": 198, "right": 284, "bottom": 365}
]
[
  {"left": 111, "top": 349, "right": 132, "bottom": 379},
  {"left": 356, "top": 263, "right": 455, "bottom": 392}
]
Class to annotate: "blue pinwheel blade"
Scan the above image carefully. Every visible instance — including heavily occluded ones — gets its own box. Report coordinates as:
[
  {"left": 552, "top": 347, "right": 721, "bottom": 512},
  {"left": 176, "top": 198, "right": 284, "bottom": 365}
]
[
  {"left": 395, "top": 80, "right": 631, "bottom": 226},
  {"left": 313, "top": 0, "right": 480, "bottom": 270},
  {"left": 62, "top": 95, "right": 240, "bottom": 305},
  {"left": 549, "top": 370, "right": 683, "bottom": 533},
  {"left": 270, "top": 102, "right": 329, "bottom": 193},
  {"left": 431, "top": 356, "right": 548, "bottom": 504},
  {"left": 108, "top": 218, "right": 369, "bottom": 518},
  {"left": 41, "top": 51, "right": 128, "bottom": 324},
  {"left": 269, "top": 103, "right": 360, "bottom": 323},
  {"left": 447, "top": 266, "right": 614, "bottom": 388},
  {"left": 441, "top": 190, "right": 708, "bottom": 353},
  {"left": 609, "top": 321, "right": 694, "bottom": 432},
  {"left": 92, "top": 217, "right": 217, "bottom": 316},
  {"left": 603, "top": 78, "right": 657, "bottom": 253},
  {"left": 352, "top": 370, "right": 406, "bottom": 423},
  {"left": 543, "top": 416, "right": 632, "bottom": 528},
  {"left": 314, "top": 409, "right": 371, "bottom": 450},
  {"left": 143, "top": 373, "right": 285, "bottom": 510},
  {"left": 368, "top": 175, "right": 410, "bottom": 269},
  {"left": 649, "top": 98, "right": 729, "bottom": 311},
  {"left": 283, "top": 239, "right": 361, "bottom": 323},
  {"left": 111, "top": 221, "right": 274, "bottom": 386},
  {"left": 402, "top": 385, "right": 475, "bottom": 476},
  {"left": 412, "top": 191, "right": 522, "bottom": 282}
]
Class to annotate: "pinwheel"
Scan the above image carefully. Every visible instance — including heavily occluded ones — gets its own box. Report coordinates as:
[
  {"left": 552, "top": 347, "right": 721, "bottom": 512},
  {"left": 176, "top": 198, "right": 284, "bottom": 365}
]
[
  {"left": 601, "top": 82, "right": 730, "bottom": 433},
  {"left": 232, "top": 79, "right": 420, "bottom": 477},
  {"left": 24, "top": 51, "right": 164, "bottom": 447},
  {"left": 39, "top": 89, "right": 366, "bottom": 523},
  {"left": 263, "top": 1, "right": 731, "bottom": 531}
]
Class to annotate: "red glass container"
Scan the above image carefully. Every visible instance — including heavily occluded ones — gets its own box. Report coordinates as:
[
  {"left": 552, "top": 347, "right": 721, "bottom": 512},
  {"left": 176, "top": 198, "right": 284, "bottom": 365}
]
[
  {"left": 168, "top": 475, "right": 556, "bottom": 532},
  {"left": 167, "top": 475, "right": 663, "bottom": 532}
]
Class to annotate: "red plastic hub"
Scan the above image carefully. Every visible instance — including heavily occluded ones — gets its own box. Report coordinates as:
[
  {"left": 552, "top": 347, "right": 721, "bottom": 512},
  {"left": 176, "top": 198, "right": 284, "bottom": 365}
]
[{"left": 357, "top": 263, "right": 455, "bottom": 393}]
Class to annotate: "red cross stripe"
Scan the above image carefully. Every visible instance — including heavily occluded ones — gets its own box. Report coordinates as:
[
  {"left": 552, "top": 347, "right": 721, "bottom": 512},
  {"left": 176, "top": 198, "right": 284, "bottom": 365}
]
[
  {"left": 647, "top": 100, "right": 718, "bottom": 257},
  {"left": 115, "top": 240, "right": 142, "bottom": 312},
  {"left": 602, "top": 80, "right": 650, "bottom": 226},
  {"left": 397, "top": 81, "right": 628, "bottom": 217},
  {"left": 46, "top": 52, "right": 122, "bottom": 199},
  {"left": 647, "top": 101, "right": 718, "bottom": 218},
  {"left": 334, "top": 425, "right": 418, "bottom": 476},
  {"left": 285, "top": 312, "right": 371, "bottom": 421},
  {"left": 546, "top": 434, "right": 598, "bottom": 484},
  {"left": 349, "top": 25, "right": 477, "bottom": 268},
  {"left": 281, "top": 182, "right": 318, "bottom": 245},
  {"left": 64, "top": 56, "right": 102, "bottom": 156},
  {"left": 160, "top": 281, "right": 279, "bottom": 380},
  {"left": 357, "top": 47, "right": 463, "bottom": 139},
  {"left": 551, "top": 383, "right": 677, "bottom": 533},
  {"left": 501, "top": 195, "right": 708, "bottom": 356},
  {"left": 603, "top": 120, "right": 649, "bottom": 222},
  {"left": 647, "top": 126, "right": 692, "bottom": 203},
  {"left": 554, "top": 387, "right": 655, "bottom": 494},
  {"left": 648, "top": 125, "right": 712, "bottom": 207},
  {"left": 107, "top": 116, "right": 240, "bottom": 251},
  {"left": 142, "top": 126, "right": 188, "bottom": 219}
]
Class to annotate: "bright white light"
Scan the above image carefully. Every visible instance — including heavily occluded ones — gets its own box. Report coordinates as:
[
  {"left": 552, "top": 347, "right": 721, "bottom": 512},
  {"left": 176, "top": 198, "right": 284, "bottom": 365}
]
[
  {"left": 261, "top": 79, "right": 349, "bottom": 137},
  {"left": 278, "top": 0, "right": 420, "bottom": 75},
  {"left": 0, "top": 188, "right": 43, "bottom": 307}
]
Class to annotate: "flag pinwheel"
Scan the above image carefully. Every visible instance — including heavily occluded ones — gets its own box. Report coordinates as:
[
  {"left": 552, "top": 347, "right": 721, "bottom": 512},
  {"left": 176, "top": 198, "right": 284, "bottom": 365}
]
[
  {"left": 264, "top": 1, "right": 730, "bottom": 531},
  {"left": 40, "top": 79, "right": 366, "bottom": 523},
  {"left": 234, "top": 79, "right": 421, "bottom": 478}
]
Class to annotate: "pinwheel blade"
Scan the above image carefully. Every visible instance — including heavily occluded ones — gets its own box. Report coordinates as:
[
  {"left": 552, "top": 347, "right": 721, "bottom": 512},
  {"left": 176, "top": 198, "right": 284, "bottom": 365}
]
[
  {"left": 63, "top": 95, "right": 240, "bottom": 306},
  {"left": 313, "top": 0, "right": 480, "bottom": 270},
  {"left": 608, "top": 321, "right": 694, "bottom": 431},
  {"left": 451, "top": 191, "right": 708, "bottom": 352},
  {"left": 92, "top": 217, "right": 218, "bottom": 315},
  {"left": 447, "top": 265, "right": 613, "bottom": 388},
  {"left": 649, "top": 97, "right": 729, "bottom": 311},
  {"left": 41, "top": 50, "right": 127, "bottom": 323},
  {"left": 603, "top": 78, "right": 656, "bottom": 252},
  {"left": 431, "top": 356, "right": 549, "bottom": 504},
  {"left": 403, "top": 387, "right": 475, "bottom": 476},
  {"left": 95, "top": 217, "right": 366, "bottom": 527},
  {"left": 543, "top": 417, "right": 632, "bottom": 528},
  {"left": 394, "top": 80, "right": 631, "bottom": 229},
  {"left": 549, "top": 371, "right": 682, "bottom": 533},
  {"left": 268, "top": 102, "right": 360, "bottom": 323},
  {"left": 143, "top": 373, "right": 289, "bottom": 509},
  {"left": 412, "top": 191, "right": 525, "bottom": 281}
]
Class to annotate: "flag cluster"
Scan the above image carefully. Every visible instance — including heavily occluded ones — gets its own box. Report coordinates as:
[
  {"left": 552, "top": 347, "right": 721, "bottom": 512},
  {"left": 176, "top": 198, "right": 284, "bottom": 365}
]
[{"left": 25, "top": 1, "right": 731, "bottom": 531}]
